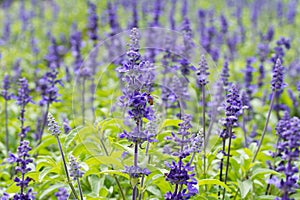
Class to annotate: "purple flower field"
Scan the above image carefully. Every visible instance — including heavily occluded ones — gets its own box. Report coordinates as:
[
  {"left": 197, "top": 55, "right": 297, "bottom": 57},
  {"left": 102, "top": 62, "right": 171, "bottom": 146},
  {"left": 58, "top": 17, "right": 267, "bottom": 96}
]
[{"left": 0, "top": 0, "right": 300, "bottom": 199}]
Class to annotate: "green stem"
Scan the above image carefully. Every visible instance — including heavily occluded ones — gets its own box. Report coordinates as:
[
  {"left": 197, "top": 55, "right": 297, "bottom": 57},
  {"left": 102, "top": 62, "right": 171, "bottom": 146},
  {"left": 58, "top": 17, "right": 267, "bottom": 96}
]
[
  {"left": 56, "top": 136, "right": 79, "bottom": 199},
  {"left": 99, "top": 131, "right": 126, "bottom": 200},
  {"left": 77, "top": 178, "right": 84, "bottom": 200},
  {"left": 5, "top": 100, "right": 9, "bottom": 155},
  {"left": 202, "top": 86, "right": 207, "bottom": 180},
  {"left": 222, "top": 126, "right": 233, "bottom": 200},
  {"left": 252, "top": 91, "right": 276, "bottom": 162}
]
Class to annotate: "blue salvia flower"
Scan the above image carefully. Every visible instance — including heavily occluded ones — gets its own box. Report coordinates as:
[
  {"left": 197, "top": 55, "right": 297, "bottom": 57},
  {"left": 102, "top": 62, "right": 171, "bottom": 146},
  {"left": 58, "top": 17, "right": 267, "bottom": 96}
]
[
  {"left": 55, "top": 188, "right": 69, "bottom": 200},
  {"left": 164, "top": 114, "right": 200, "bottom": 199},
  {"left": 269, "top": 116, "right": 300, "bottom": 200},
  {"left": 169, "top": 0, "right": 176, "bottom": 30},
  {"left": 123, "top": 166, "right": 151, "bottom": 178},
  {"left": 220, "top": 60, "right": 230, "bottom": 89},
  {"left": 1, "top": 193, "right": 9, "bottom": 200},
  {"left": 272, "top": 37, "right": 290, "bottom": 64},
  {"left": 179, "top": 17, "right": 195, "bottom": 76},
  {"left": 16, "top": 78, "right": 34, "bottom": 140},
  {"left": 271, "top": 58, "right": 286, "bottom": 91},
  {"left": 243, "top": 57, "right": 256, "bottom": 96},
  {"left": 69, "top": 155, "right": 84, "bottom": 180},
  {"left": 196, "top": 55, "right": 210, "bottom": 86},
  {"left": 117, "top": 28, "right": 155, "bottom": 186},
  {"left": 1, "top": 74, "right": 12, "bottom": 101},
  {"left": 297, "top": 82, "right": 300, "bottom": 98},
  {"left": 227, "top": 32, "right": 238, "bottom": 60},
  {"left": 63, "top": 118, "right": 72, "bottom": 134},
  {"left": 2, "top": 13, "right": 11, "bottom": 42},
  {"left": 70, "top": 30, "right": 85, "bottom": 76},
  {"left": 221, "top": 84, "right": 242, "bottom": 133},
  {"left": 220, "top": 14, "right": 228, "bottom": 35},
  {"left": 47, "top": 113, "right": 61, "bottom": 136},
  {"left": 107, "top": 2, "right": 120, "bottom": 36},
  {"left": 130, "top": 0, "right": 138, "bottom": 28},
  {"left": 87, "top": 1, "right": 98, "bottom": 41},
  {"left": 45, "top": 37, "right": 62, "bottom": 70},
  {"left": 37, "top": 68, "right": 62, "bottom": 106},
  {"left": 7, "top": 140, "right": 35, "bottom": 200},
  {"left": 288, "top": 89, "right": 298, "bottom": 109},
  {"left": 287, "top": 0, "right": 297, "bottom": 24}
]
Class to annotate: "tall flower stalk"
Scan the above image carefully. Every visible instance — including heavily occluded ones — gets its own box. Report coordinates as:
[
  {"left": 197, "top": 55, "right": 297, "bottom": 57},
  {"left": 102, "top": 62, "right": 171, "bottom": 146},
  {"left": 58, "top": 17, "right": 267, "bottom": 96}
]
[
  {"left": 7, "top": 140, "right": 35, "bottom": 199},
  {"left": 1, "top": 74, "right": 13, "bottom": 155},
  {"left": 164, "top": 114, "right": 202, "bottom": 199},
  {"left": 15, "top": 78, "right": 34, "bottom": 142},
  {"left": 69, "top": 155, "right": 84, "bottom": 200},
  {"left": 221, "top": 84, "right": 242, "bottom": 199},
  {"left": 268, "top": 116, "right": 300, "bottom": 199},
  {"left": 117, "top": 28, "right": 156, "bottom": 200},
  {"left": 196, "top": 55, "right": 209, "bottom": 178},
  {"left": 47, "top": 113, "right": 79, "bottom": 199},
  {"left": 252, "top": 58, "right": 286, "bottom": 162}
]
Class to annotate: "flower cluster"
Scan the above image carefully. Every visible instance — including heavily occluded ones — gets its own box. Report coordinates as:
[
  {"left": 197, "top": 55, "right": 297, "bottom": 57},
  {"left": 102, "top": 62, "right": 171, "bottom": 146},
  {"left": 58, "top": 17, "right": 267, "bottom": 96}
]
[
  {"left": 269, "top": 116, "right": 300, "bottom": 199},
  {"left": 164, "top": 114, "right": 200, "bottom": 199},
  {"left": 117, "top": 28, "right": 155, "bottom": 123},
  {"left": 55, "top": 188, "right": 69, "bottom": 200},
  {"left": 87, "top": 1, "right": 98, "bottom": 41},
  {"left": 8, "top": 141, "right": 35, "bottom": 200},
  {"left": 69, "top": 155, "right": 84, "bottom": 180},
  {"left": 243, "top": 57, "right": 255, "bottom": 96},
  {"left": 165, "top": 160, "right": 198, "bottom": 200},
  {"left": 222, "top": 84, "right": 242, "bottom": 129},
  {"left": 123, "top": 166, "right": 150, "bottom": 178},
  {"left": 271, "top": 58, "right": 286, "bottom": 91},
  {"left": 47, "top": 113, "right": 61, "bottom": 136},
  {"left": 16, "top": 78, "right": 34, "bottom": 140},
  {"left": 37, "top": 68, "right": 62, "bottom": 106},
  {"left": 44, "top": 37, "right": 61, "bottom": 70},
  {"left": 1, "top": 74, "right": 13, "bottom": 100},
  {"left": 196, "top": 55, "right": 210, "bottom": 86},
  {"left": 220, "top": 60, "right": 230, "bottom": 88},
  {"left": 120, "top": 126, "right": 157, "bottom": 144}
]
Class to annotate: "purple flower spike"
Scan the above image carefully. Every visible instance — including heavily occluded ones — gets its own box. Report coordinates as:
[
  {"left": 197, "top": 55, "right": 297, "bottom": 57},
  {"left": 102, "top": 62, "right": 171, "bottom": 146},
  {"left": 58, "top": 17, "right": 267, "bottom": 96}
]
[
  {"left": 196, "top": 55, "right": 210, "bottom": 86},
  {"left": 271, "top": 58, "right": 286, "bottom": 91}
]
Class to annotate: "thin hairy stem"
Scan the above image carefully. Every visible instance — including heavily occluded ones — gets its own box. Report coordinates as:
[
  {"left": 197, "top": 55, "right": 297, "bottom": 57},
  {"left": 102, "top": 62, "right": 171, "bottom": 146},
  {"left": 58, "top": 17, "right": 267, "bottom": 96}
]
[
  {"left": 202, "top": 86, "right": 207, "bottom": 180},
  {"left": 218, "top": 138, "right": 226, "bottom": 199},
  {"left": 37, "top": 102, "right": 50, "bottom": 146},
  {"left": 222, "top": 126, "right": 233, "bottom": 200},
  {"left": 252, "top": 91, "right": 276, "bottom": 162},
  {"left": 99, "top": 131, "right": 126, "bottom": 200},
  {"left": 77, "top": 178, "right": 84, "bottom": 200},
  {"left": 5, "top": 100, "right": 9, "bottom": 155},
  {"left": 56, "top": 136, "right": 79, "bottom": 199},
  {"left": 82, "top": 78, "right": 86, "bottom": 125},
  {"left": 242, "top": 109, "right": 248, "bottom": 147}
]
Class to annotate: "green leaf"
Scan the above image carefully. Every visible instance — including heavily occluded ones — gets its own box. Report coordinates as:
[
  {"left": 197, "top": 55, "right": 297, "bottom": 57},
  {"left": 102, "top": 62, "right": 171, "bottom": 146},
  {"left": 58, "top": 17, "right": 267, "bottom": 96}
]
[
  {"left": 158, "top": 119, "right": 181, "bottom": 132},
  {"left": 39, "top": 183, "right": 65, "bottom": 199},
  {"left": 6, "top": 181, "right": 19, "bottom": 193},
  {"left": 198, "top": 179, "right": 231, "bottom": 192},
  {"left": 238, "top": 180, "right": 252, "bottom": 199},
  {"left": 146, "top": 186, "right": 161, "bottom": 197},
  {"left": 97, "top": 170, "right": 129, "bottom": 179},
  {"left": 257, "top": 195, "right": 278, "bottom": 200},
  {"left": 64, "top": 128, "right": 80, "bottom": 148},
  {"left": 250, "top": 168, "right": 281, "bottom": 180}
]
